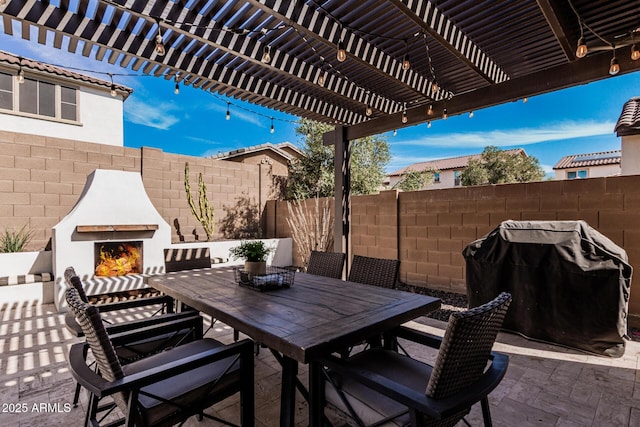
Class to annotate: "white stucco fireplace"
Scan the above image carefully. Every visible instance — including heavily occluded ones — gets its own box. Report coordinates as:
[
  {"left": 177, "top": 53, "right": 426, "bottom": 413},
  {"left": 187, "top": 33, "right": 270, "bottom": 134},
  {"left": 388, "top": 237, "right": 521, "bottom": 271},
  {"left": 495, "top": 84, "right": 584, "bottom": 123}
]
[{"left": 52, "top": 169, "right": 171, "bottom": 311}]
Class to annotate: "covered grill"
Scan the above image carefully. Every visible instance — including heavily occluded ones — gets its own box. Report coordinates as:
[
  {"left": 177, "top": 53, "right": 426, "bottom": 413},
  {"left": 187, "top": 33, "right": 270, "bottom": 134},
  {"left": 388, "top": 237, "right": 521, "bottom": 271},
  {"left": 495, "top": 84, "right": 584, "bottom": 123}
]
[{"left": 463, "top": 220, "right": 632, "bottom": 357}]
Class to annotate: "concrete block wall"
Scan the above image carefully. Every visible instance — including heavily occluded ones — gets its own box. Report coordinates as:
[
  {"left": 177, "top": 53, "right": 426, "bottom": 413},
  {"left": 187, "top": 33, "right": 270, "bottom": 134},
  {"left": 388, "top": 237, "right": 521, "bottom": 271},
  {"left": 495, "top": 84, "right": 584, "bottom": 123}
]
[
  {"left": 267, "top": 175, "right": 640, "bottom": 325},
  {"left": 0, "top": 131, "right": 265, "bottom": 250}
]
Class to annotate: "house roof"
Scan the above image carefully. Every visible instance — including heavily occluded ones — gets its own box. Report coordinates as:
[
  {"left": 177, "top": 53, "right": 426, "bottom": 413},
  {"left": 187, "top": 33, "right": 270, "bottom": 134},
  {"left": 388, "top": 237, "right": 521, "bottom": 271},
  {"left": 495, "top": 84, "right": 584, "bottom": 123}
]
[
  {"left": 0, "top": 51, "right": 133, "bottom": 99},
  {"left": 213, "top": 142, "right": 303, "bottom": 162},
  {"left": 553, "top": 150, "right": 621, "bottom": 170},
  {"left": 3, "top": 1, "right": 640, "bottom": 140},
  {"left": 615, "top": 97, "right": 640, "bottom": 137},
  {"left": 388, "top": 149, "right": 526, "bottom": 177}
]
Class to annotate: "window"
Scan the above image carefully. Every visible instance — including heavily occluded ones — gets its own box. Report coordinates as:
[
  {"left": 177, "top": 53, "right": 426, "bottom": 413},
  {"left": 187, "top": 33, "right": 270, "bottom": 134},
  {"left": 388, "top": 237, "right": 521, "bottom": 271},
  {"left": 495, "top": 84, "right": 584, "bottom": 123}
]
[
  {"left": 454, "top": 171, "right": 461, "bottom": 186},
  {"left": 434, "top": 172, "right": 440, "bottom": 183},
  {"left": 0, "top": 72, "right": 77, "bottom": 121},
  {"left": 0, "top": 72, "right": 12, "bottom": 110},
  {"left": 567, "top": 170, "right": 588, "bottom": 179}
]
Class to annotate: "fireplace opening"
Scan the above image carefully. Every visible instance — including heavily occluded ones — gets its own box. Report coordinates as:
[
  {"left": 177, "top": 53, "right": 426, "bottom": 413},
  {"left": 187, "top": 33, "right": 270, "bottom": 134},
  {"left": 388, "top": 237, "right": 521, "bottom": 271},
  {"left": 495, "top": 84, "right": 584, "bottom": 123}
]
[{"left": 94, "top": 241, "right": 143, "bottom": 277}]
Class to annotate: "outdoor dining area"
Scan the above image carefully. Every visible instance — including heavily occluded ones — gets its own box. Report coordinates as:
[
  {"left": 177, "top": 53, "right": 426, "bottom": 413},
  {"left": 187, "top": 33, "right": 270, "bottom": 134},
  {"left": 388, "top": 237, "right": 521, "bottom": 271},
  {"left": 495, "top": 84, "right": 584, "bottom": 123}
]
[{"left": 2, "top": 253, "right": 640, "bottom": 427}]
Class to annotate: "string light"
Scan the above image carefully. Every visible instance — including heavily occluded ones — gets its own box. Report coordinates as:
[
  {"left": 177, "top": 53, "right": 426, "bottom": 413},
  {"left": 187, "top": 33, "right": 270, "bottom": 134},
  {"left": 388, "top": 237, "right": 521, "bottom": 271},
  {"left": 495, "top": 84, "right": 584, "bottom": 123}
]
[
  {"left": 427, "top": 104, "right": 434, "bottom": 116},
  {"left": 270, "top": 117, "right": 275, "bottom": 134},
  {"left": 226, "top": 102, "right": 231, "bottom": 120},
  {"left": 393, "top": 129, "right": 397, "bottom": 136},
  {"left": 427, "top": 121, "right": 431, "bottom": 128},
  {"left": 261, "top": 45, "right": 271, "bottom": 64},
  {"left": 317, "top": 73, "right": 325, "bottom": 86},
  {"left": 523, "top": 97, "right": 528, "bottom": 103},
  {"left": 631, "top": 44, "right": 640, "bottom": 61},
  {"left": 402, "top": 109, "right": 408, "bottom": 124},
  {"left": 365, "top": 106, "right": 372, "bottom": 116},
  {"left": 576, "top": 37, "right": 588, "bottom": 58},
  {"left": 108, "top": 73, "right": 116, "bottom": 97},
  {"left": 431, "top": 81, "right": 439, "bottom": 92},
  {"left": 442, "top": 108, "right": 448, "bottom": 120},
  {"left": 469, "top": 111, "right": 474, "bottom": 118},
  {"left": 609, "top": 52, "right": 620, "bottom": 75},
  {"left": 336, "top": 40, "right": 347, "bottom": 62},
  {"left": 155, "top": 21, "right": 165, "bottom": 56},
  {"left": 402, "top": 40, "right": 410, "bottom": 71}
]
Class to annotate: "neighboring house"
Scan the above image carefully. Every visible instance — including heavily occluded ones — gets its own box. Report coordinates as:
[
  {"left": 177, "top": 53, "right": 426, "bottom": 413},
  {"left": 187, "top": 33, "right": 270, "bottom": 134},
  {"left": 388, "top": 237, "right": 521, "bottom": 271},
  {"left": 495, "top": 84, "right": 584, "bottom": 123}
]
[
  {"left": 553, "top": 150, "right": 621, "bottom": 180},
  {"left": 212, "top": 142, "right": 304, "bottom": 177},
  {"left": 0, "top": 51, "right": 132, "bottom": 146},
  {"left": 385, "top": 149, "right": 526, "bottom": 190}
]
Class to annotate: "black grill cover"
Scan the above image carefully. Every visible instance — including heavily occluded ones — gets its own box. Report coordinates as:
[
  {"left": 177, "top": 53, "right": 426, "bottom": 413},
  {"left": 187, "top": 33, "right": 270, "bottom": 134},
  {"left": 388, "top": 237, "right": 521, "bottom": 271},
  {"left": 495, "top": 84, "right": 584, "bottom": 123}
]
[{"left": 463, "top": 220, "right": 632, "bottom": 357}]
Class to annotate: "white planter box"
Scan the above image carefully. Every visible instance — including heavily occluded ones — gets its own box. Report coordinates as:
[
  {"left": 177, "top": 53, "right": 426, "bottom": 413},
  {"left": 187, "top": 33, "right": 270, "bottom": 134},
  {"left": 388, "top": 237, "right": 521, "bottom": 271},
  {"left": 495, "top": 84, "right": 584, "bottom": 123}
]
[{"left": 0, "top": 251, "right": 52, "bottom": 276}]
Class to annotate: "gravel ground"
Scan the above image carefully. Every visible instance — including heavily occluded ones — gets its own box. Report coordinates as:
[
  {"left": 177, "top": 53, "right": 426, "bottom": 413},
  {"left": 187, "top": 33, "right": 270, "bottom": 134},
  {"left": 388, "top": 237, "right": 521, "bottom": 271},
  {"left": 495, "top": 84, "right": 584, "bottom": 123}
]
[{"left": 398, "top": 283, "right": 640, "bottom": 342}]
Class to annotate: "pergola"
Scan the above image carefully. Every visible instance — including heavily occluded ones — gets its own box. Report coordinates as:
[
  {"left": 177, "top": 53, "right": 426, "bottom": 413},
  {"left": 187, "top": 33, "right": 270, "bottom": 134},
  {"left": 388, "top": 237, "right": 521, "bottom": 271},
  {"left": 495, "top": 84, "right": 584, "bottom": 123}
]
[{"left": 2, "top": 0, "right": 640, "bottom": 253}]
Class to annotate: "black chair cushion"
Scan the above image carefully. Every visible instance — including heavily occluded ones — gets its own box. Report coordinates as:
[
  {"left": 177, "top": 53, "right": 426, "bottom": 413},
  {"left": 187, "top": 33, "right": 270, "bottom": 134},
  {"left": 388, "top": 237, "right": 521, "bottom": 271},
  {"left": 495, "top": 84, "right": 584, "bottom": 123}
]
[
  {"left": 326, "top": 349, "right": 433, "bottom": 426},
  {"left": 122, "top": 338, "right": 242, "bottom": 426}
]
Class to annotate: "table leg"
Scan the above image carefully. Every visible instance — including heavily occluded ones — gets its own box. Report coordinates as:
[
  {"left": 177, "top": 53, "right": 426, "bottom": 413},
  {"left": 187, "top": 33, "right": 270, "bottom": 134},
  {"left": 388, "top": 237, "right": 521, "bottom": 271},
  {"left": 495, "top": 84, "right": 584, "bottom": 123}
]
[
  {"left": 309, "top": 361, "right": 325, "bottom": 427},
  {"left": 280, "top": 355, "right": 298, "bottom": 427}
]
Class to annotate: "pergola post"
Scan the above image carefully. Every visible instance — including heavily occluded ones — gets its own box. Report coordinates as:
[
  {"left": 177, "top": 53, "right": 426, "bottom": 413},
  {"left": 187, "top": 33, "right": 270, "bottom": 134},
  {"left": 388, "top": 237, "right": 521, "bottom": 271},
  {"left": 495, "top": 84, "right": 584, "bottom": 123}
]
[{"left": 324, "top": 126, "right": 350, "bottom": 263}]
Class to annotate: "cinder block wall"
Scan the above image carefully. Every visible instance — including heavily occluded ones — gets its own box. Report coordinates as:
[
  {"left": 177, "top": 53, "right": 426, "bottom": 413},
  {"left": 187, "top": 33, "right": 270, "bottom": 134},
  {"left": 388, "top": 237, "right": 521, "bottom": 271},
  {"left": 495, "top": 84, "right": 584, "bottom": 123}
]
[
  {"left": 267, "top": 176, "right": 640, "bottom": 325},
  {"left": 0, "top": 131, "right": 266, "bottom": 250}
]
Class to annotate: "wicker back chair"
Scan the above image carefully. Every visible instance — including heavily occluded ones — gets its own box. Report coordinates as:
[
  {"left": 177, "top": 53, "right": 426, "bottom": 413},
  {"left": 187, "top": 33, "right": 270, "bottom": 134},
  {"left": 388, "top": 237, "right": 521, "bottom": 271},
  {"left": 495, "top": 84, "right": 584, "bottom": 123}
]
[
  {"left": 347, "top": 255, "right": 400, "bottom": 289},
  {"left": 319, "top": 292, "right": 512, "bottom": 427},
  {"left": 306, "top": 251, "right": 346, "bottom": 279},
  {"left": 66, "top": 287, "right": 255, "bottom": 427},
  {"left": 64, "top": 266, "right": 202, "bottom": 407}
]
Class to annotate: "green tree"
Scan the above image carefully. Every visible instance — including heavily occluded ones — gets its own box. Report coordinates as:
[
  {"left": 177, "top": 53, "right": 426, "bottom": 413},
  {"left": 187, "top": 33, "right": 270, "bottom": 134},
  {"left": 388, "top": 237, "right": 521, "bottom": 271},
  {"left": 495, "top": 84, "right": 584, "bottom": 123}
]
[
  {"left": 394, "top": 169, "right": 438, "bottom": 192},
  {"left": 285, "top": 118, "right": 391, "bottom": 199},
  {"left": 460, "top": 146, "right": 545, "bottom": 186}
]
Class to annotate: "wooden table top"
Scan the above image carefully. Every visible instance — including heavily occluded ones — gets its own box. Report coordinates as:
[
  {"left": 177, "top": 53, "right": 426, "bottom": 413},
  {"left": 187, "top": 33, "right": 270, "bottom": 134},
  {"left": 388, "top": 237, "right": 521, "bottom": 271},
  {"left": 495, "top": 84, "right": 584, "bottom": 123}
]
[{"left": 148, "top": 268, "right": 441, "bottom": 363}]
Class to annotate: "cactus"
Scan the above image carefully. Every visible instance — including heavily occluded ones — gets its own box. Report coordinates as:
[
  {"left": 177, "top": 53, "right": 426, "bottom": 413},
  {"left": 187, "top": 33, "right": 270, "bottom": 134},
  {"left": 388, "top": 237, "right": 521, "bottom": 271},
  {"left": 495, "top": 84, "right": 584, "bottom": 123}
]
[{"left": 184, "top": 162, "right": 215, "bottom": 241}]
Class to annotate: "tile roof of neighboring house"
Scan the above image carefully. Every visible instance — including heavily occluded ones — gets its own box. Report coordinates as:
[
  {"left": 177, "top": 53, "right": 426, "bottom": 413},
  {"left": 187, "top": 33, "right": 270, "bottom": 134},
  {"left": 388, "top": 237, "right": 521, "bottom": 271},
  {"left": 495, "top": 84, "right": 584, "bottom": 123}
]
[
  {"left": 212, "top": 142, "right": 303, "bottom": 161},
  {"left": 553, "top": 150, "right": 621, "bottom": 170},
  {"left": 615, "top": 97, "right": 640, "bottom": 136},
  {"left": 387, "top": 148, "right": 526, "bottom": 177},
  {"left": 0, "top": 50, "right": 133, "bottom": 99}
]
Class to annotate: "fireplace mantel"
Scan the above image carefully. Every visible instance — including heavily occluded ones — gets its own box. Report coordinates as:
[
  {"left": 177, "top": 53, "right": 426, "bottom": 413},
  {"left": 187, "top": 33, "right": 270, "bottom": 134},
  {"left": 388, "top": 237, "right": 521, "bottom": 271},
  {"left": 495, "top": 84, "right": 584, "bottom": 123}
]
[{"left": 76, "top": 224, "right": 159, "bottom": 233}]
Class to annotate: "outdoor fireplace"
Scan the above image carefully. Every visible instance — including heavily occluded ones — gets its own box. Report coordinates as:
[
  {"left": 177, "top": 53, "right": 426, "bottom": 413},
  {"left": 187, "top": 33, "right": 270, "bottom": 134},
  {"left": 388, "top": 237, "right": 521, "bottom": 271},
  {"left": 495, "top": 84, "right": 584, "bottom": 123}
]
[
  {"left": 52, "top": 169, "right": 171, "bottom": 311},
  {"left": 94, "top": 241, "right": 143, "bottom": 277}
]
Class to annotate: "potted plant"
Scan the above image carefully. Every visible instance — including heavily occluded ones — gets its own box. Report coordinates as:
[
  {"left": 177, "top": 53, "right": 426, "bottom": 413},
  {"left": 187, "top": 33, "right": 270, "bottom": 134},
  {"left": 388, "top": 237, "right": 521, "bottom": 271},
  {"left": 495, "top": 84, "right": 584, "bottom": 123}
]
[{"left": 229, "top": 241, "right": 271, "bottom": 276}]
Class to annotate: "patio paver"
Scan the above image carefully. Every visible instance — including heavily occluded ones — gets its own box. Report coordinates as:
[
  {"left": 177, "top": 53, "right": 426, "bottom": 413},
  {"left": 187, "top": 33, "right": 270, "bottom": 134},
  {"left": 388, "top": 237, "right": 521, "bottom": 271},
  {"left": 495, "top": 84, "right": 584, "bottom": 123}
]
[{"left": 1, "top": 285, "right": 639, "bottom": 426}]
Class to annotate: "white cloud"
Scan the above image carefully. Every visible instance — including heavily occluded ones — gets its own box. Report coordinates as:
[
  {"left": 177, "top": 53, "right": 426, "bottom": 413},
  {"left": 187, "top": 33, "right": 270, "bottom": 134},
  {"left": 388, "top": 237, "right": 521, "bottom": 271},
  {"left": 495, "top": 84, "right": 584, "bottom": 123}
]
[
  {"left": 394, "top": 120, "right": 616, "bottom": 148},
  {"left": 125, "top": 98, "right": 180, "bottom": 130}
]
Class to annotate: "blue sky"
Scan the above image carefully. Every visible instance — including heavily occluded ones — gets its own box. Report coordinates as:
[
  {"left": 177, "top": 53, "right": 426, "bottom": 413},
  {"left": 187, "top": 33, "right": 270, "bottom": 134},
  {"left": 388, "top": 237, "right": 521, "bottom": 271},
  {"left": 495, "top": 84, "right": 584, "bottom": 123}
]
[{"left": 2, "top": 30, "right": 637, "bottom": 176}]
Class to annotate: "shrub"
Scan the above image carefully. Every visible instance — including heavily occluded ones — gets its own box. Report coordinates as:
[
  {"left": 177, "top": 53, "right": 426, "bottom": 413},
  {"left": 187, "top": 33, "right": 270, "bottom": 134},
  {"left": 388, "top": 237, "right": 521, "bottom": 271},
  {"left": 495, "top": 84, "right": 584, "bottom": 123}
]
[{"left": 0, "top": 225, "right": 34, "bottom": 253}]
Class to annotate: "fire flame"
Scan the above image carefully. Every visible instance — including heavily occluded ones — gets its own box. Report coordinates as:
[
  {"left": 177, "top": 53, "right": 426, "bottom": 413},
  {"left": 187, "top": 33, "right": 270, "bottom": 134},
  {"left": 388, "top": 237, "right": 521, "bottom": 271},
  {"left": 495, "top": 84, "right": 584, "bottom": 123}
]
[{"left": 95, "top": 243, "right": 141, "bottom": 277}]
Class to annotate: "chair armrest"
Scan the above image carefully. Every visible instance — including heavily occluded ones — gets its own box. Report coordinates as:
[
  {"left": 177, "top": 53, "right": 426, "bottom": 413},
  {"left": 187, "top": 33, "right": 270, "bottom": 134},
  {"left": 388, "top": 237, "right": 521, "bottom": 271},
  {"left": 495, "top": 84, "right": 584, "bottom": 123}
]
[
  {"left": 108, "top": 314, "right": 204, "bottom": 346},
  {"left": 393, "top": 325, "right": 443, "bottom": 349},
  {"left": 94, "top": 294, "right": 174, "bottom": 313},
  {"left": 66, "top": 310, "right": 198, "bottom": 338},
  {"left": 70, "top": 339, "right": 254, "bottom": 399},
  {"left": 319, "top": 351, "right": 509, "bottom": 420}
]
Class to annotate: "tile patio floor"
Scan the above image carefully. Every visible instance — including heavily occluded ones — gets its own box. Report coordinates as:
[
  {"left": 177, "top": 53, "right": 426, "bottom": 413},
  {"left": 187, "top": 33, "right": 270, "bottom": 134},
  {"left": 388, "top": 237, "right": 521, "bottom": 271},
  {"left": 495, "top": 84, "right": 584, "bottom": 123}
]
[{"left": 1, "top": 284, "right": 640, "bottom": 427}]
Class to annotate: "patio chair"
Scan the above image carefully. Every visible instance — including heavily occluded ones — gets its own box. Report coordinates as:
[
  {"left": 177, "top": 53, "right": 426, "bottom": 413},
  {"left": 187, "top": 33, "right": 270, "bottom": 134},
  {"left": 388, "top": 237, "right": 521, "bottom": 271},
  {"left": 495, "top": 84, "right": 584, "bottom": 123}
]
[
  {"left": 306, "top": 250, "right": 346, "bottom": 279},
  {"left": 318, "top": 292, "right": 512, "bottom": 427},
  {"left": 66, "top": 286, "right": 255, "bottom": 427},
  {"left": 64, "top": 267, "right": 202, "bottom": 407},
  {"left": 348, "top": 255, "right": 400, "bottom": 289}
]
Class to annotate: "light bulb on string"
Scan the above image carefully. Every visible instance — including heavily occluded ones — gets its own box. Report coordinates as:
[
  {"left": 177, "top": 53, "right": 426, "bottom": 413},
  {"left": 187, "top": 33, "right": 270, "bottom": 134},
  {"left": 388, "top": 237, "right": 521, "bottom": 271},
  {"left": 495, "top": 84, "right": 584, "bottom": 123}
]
[
  {"left": 261, "top": 45, "right": 271, "bottom": 64},
  {"left": 427, "top": 104, "right": 434, "bottom": 116},
  {"left": 576, "top": 37, "right": 588, "bottom": 58},
  {"left": 609, "top": 54, "right": 620, "bottom": 75},
  {"left": 469, "top": 111, "right": 474, "bottom": 119},
  {"left": 523, "top": 97, "right": 528, "bottom": 103},
  {"left": 631, "top": 44, "right": 640, "bottom": 61},
  {"left": 365, "top": 106, "right": 372, "bottom": 116},
  {"left": 155, "top": 23, "right": 165, "bottom": 56},
  {"left": 174, "top": 76, "right": 180, "bottom": 95},
  {"left": 442, "top": 108, "right": 448, "bottom": 120},
  {"left": 393, "top": 129, "right": 397, "bottom": 136},
  {"left": 108, "top": 73, "right": 116, "bottom": 97},
  {"left": 431, "top": 81, "right": 439, "bottom": 92},
  {"left": 336, "top": 40, "right": 347, "bottom": 62},
  {"left": 427, "top": 121, "right": 432, "bottom": 129},
  {"left": 402, "top": 54, "right": 410, "bottom": 71},
  {"left": 402, "top": 110, "right": 408, "bottom": 124},
  {"left": 317, "top": 73, "right": 325, "bottom": 86},
  {"left": 270, "top": 117, "right": 275, "bottom": 134},
  {"left": 226, "top": 102, "right": 231, "bottom": 120}
]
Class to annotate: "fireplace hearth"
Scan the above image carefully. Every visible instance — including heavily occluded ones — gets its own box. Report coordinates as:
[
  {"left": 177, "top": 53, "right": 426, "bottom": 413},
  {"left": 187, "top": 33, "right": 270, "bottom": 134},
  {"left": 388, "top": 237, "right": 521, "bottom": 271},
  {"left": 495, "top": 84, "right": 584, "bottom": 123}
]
[{"left": 95, "top": 241, "right": 143, "bottom": 277}]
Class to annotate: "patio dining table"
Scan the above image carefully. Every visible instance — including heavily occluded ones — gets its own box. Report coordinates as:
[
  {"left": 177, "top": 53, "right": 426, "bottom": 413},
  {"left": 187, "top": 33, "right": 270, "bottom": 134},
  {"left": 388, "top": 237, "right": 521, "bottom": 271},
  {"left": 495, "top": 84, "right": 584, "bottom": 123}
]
[{"left": 148, "top": 267, "right": 441, "bottom": 427}]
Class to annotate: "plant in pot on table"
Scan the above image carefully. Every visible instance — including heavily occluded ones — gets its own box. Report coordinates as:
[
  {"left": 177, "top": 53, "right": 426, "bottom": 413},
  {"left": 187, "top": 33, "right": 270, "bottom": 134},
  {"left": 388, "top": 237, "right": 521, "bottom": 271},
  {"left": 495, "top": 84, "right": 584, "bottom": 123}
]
[{"left": 229, "top": 241, "right": 271, "bottom": 277}]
